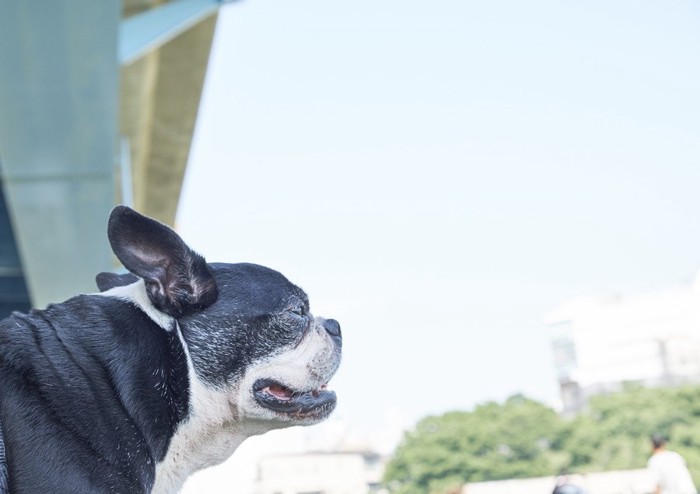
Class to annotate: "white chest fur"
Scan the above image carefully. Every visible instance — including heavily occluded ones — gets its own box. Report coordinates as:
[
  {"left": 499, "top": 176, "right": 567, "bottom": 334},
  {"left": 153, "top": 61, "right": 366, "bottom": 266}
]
[{"left": 151, "top": 407, "right": 248, "bottom": 494}]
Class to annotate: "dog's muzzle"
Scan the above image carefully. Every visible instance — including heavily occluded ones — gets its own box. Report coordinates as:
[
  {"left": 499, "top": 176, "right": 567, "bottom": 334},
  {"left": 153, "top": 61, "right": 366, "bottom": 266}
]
[{"left": 252, "top": 318, "right": 342, "bottom": 421}]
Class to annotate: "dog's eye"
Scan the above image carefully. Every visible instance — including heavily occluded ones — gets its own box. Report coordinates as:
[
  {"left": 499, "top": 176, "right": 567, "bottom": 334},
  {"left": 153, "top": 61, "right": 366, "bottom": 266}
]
[{"left": 290, "top": 307, "right": 305, "bottom": 317}]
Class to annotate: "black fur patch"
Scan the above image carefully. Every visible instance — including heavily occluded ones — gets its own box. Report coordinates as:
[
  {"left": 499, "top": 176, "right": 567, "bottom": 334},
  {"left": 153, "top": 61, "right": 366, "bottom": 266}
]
[{"left": 0, "top": 296, "right": 189, "bottom": 493}]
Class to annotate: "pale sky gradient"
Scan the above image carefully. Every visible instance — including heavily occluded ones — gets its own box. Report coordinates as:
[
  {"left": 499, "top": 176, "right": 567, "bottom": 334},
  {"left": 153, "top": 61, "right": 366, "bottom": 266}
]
[{"left": 178, "top": 0, "right": 700, "bottom": 433}]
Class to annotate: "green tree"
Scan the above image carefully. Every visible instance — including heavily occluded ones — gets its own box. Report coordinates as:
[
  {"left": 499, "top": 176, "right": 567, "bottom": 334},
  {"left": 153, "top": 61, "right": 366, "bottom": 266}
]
[
  {"left": 565, "top": 385, "right": 700, "bottom": 482},
  {"left": 384, "top": 386, "right": 700, "bottom": 493},
  {"left": 384, "top": 395, "right": 568, "bottom": 494}
]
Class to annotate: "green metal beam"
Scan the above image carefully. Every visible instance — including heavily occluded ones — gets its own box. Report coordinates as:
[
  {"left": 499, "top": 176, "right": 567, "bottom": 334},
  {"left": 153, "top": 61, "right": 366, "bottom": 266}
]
[{"left": 0, "top": 0, "right": 120, "bottom": 308}]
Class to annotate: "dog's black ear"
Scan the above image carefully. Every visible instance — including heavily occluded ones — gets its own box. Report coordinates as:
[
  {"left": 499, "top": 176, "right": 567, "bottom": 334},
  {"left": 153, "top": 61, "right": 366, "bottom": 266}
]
[
  {"left": 96, "top": 272, "right": 139, "bottom": 292},
  {"left": 107, "top": 205, "right": 218, "bottom": 317}
]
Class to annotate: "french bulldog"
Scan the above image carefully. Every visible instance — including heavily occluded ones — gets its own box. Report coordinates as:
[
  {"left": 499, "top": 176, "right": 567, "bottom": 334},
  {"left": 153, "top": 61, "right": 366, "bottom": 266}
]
[{"left": 0, "top": 206, "right": 342, "bottom": 493}]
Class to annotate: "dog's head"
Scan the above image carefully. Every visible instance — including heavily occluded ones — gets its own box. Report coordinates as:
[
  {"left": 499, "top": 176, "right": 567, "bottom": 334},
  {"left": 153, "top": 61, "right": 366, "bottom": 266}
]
[{"left": 97, "top": 206, "right": 342, "bottom": 428}]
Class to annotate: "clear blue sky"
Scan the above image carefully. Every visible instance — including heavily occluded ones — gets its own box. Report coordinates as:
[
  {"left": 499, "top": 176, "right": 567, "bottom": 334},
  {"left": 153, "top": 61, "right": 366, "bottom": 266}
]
[{"left": 178, "top": 0, "right": 700, "bottom": 430}]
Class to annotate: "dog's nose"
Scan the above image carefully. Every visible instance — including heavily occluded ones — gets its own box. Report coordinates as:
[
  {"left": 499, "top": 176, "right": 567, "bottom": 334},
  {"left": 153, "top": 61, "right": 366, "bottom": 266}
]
[{"left": 323, "top": 319, "right": 341, "bottom": 338}]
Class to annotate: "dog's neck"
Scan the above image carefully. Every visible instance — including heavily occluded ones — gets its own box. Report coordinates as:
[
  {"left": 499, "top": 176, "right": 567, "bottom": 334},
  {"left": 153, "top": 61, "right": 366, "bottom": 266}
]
[
  {"left": 102, "top": 282, "right": 251, "bottom": 493},
  {"left": 151, "top": 371, "right": 248, "bottom": 494},
  {"left": 159, "top": 316, "right": 253, "bottom": 493}
]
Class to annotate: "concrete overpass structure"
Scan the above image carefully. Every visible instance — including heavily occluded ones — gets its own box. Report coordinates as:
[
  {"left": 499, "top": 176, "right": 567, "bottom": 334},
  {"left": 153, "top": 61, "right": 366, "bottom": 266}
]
[{"left": 0, "top": 0, "right": 235, "bottom": 317}]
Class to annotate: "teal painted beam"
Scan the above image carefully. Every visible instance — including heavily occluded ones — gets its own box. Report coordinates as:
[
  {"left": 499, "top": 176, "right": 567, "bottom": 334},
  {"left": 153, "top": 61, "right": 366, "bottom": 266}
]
[{"left": 0, "top": 0, "right": 120, "bottom": 308}]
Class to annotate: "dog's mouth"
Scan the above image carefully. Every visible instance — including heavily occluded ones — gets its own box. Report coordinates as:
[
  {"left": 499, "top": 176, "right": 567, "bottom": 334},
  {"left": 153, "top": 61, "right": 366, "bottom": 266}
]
[{"left": 253, "top": 378, "right": 337, "bottom": 420}]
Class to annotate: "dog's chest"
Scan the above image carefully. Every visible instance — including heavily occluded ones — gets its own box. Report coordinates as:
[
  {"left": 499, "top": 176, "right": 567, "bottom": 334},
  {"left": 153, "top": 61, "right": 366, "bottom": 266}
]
[
  {"left": 153, "top": 421, "right": 246, "bottom": 494},
  {"left": 152, "top": 373, "right": 248, "bottom": 494}
]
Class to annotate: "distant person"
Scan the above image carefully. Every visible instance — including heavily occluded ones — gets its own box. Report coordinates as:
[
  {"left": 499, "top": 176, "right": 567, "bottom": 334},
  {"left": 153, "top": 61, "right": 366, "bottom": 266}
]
[
  {"left": 552, "top": 474, "right": 587, "bottom": 494},
  {"left": 647, "top": 434, "right": 697, "bottom": 494}
]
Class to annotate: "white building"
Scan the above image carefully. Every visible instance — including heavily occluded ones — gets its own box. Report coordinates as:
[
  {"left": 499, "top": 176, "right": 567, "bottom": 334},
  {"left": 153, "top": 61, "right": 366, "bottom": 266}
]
[
  {"left": 253, "top": 451, "right": 386, "bottom": 494},
  {"left": 545, "top": 273, "right": 700, "bottom": 413}
]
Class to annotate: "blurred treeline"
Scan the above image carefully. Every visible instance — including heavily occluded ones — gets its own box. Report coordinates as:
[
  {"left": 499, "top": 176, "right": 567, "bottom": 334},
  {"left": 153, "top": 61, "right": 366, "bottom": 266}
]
[{"left": 383, "top": 385, "right": 700, "bottom": 494}]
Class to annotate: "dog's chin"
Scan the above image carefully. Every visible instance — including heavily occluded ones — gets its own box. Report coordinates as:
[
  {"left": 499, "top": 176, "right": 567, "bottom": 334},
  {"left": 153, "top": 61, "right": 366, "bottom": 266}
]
[{"left": 251, "top": 378, "right": 337, "bottom": 425}]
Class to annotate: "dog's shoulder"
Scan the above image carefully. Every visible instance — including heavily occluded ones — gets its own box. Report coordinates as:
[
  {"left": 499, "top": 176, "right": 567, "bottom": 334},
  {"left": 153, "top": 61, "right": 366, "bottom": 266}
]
[
  {"left": 0, "top": 292, "right": 158, "bottom": 369},
  {"left": 0, "top": 292, "right": 191, "bottom": 492}
]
